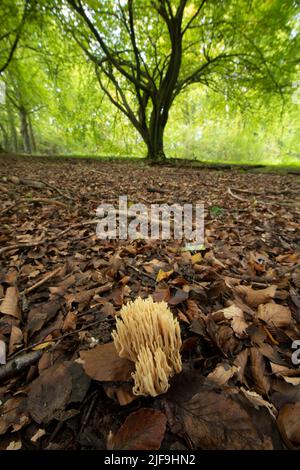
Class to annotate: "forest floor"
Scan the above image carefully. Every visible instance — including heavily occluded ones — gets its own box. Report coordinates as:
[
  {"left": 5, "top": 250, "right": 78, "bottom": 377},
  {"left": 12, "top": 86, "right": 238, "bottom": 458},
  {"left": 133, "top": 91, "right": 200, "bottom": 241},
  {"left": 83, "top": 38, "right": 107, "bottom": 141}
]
[{"left": 0, "top": 154, "right": 300, "bottom": 450}]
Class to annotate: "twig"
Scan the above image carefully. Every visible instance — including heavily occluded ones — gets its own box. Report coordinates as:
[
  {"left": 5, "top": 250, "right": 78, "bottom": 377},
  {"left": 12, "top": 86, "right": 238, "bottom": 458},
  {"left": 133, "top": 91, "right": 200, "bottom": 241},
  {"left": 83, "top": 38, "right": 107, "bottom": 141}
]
[
  {"left": 22, "top": 266, "right": 62, "bottom": 294},
  {"left": 21, "top": 197, "right": 68, "bottom": 208},
  {"left": 227, "top": 187, "right": 248, "bottom": 202},
  {"left": 8, "top": 317, "right": 115, "bottom": 360},
  {"left": 0, "top": 350, "right": 43, "bottom": 383},
  {"left": 0, "top": 219, "right": 98, "bottom": 255},
  {"left": 0, "top": 201, "right": 17, "bottom": 216},
  {"left": 127, "top": 264, "right": 156, "bottom": 281}
]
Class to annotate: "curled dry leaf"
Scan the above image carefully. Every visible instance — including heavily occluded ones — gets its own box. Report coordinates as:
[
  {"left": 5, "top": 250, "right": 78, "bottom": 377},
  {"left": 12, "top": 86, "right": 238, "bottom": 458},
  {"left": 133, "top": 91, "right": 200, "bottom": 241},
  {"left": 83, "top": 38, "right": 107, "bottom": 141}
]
[
  {"left": 30, "top": 428, "right": 46, "bottom": 443},
  {"left": 207, "top": 362, "right": 239, "bottom": 387},
  {"left": 80, "top": 342, "right": 134, "bottom": 382},
  {"left": 0, "top": 286, "right": 20, "bottom": 319},
  {"left": 250, "top": 348, "right": 271, "bottom": 395},
  {"left": 185, "top": 299, "right": 203, "bottom": 321},
  {"left": 27, "top": 361, "right": 90, "bottom": 424},
  {"left": 233, "top": 349, "right": 249, "bottom": 384},
  {"left": 107, "top": 408, "right": 167, "bottom": 450},
  {"left": 270, "top": 363, "right": 300, "bottom": 385},
  {"left": 235, "top": 285, "right": 276, "bottom": 308},
  {"left": 222, "top": 304, "right": 248, "bottom": 337},
  {"left": 257, "top": 302, "right": 293, "bottom": 328},
  {"left": 103, "top": 383, "right": 137, "bottom": 406},
  {"left": 156, "top": 269, "right": 173, "bottom": 282},
  {"left": 0, "top": 397, "right": 29, "bottom": 435},
  {"left": 167, "top": 385, "right": 274, "bottom": 449},
  {"left": 168, "top": 289, "right": 189, "bottom": 305},
  {"left": 8, "top": 325, "right": 23, "bottom": 355},
  {"left": 277, "top": 402, "right": 300, "bottom": 446},
  {"left": 0, "top": 339, "right": 6, "bottom": 365},
  {"left": 240, "top": 387, "right": 277, "bottom": 419},
  {"left": 6, "top": 440, "right": 22, "bottom": 450}
]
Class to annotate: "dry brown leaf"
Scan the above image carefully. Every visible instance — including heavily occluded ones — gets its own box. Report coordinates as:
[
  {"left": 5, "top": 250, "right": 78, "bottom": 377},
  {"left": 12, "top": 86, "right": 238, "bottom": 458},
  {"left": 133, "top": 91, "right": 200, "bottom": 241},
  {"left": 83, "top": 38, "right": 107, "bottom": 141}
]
[
  {"left": 240, "top": 387, "right": 277, "bottom": 419},
  {"left": 62, "top": 310, "right": 77, "bottom": 332},
  {"left": 6, "top": 440, "right": 22, "bottom": 450},
  {"left": 0, "top": 286, "right": 20, "bottom": 319},
  {"left": 222, "top": 304, "right": 248, "bottom": 337},
  {"left": 0, "top": 339, "right": 6, "bottom": 365},
  {"left": 277, "top": 402, "right": 300, "bottom": 445},
  {"left": 185, "top": 299, "right": 203, "bottom": 321},
  {"left": 270, "top": 362, "right": 300, "bottom": 377},
  {"left": 156, "top": 269, "right": 173, "bottom": 282},
  {"left": 233, "top": 349, "right": 249, "bottom": 384},
  {"left": 257, "top": 302, "right": 293, "bottom": 328},
  {"left": 107, "top": 408, "right": 167, "bottom": 450},
  {"left": 235, "top": 285, "right": 276, "bottom": 308},
  {"left": 207, "top": 363, "right": 239, "bottom": 386},
  {"left": 27, "top": 361, "right": 90, "bottom": 424},
  {"left": 168, "top": 386, "right": 274, "bottom": 449},
  {"left": 104, "top": 383, "right": 137, "bottom": 406},
  {"left": 30, "top": 428, "right": 46, "bottom": 443},
  {"left": 8, "top": 326, "right": 23, "bottom": 355},
  {"left": 0, "top": 397, "right": 29, "bottom": 435},
  {"left": 168, "top": 289, "right": 189, "bottom": 305},
  {"left": 80, "top": 342, "right": 134, "bottom": 382},
  {"left": 250, "top": 348, "right": 271, "bottom": 395}
]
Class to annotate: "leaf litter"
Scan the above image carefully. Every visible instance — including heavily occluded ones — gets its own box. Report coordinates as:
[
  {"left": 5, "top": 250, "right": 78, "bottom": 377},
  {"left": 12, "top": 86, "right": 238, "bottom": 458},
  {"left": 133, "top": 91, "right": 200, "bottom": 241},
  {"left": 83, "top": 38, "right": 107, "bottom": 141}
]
[{"left": 0, "top": 155, "right": 299, "bottom": 450}]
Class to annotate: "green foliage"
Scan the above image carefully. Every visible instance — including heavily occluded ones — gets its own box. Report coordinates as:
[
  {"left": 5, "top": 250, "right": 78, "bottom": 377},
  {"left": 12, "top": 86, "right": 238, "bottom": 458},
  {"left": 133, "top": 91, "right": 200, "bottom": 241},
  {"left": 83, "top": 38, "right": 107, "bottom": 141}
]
[{"left": 0, "top": 0, "right": 299, "bottom": 165}]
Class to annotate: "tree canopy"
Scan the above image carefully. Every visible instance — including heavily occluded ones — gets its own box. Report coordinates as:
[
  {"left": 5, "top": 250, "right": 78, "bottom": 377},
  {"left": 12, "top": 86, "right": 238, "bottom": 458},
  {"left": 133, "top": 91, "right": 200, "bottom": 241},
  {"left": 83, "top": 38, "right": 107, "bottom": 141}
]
[{"left": 0, "top": 0, "right": 299, "bottom": 162}]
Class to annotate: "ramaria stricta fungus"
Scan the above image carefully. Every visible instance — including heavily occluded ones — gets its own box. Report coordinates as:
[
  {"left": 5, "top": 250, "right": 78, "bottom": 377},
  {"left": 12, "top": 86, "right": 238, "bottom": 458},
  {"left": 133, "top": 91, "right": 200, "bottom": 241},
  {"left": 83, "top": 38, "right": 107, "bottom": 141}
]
[{"left": 112, "top": 296, "right": 182, "bottom": 397}]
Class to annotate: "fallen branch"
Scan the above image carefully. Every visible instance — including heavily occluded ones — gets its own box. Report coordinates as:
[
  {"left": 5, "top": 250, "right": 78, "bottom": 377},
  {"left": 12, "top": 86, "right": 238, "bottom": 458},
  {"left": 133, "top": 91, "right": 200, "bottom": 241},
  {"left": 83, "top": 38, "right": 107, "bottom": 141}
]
[
  {"left": 0, "top": 350, "right": 43, "bottom": 384},
  {"left": 21, "top": 197, "right": 68, "bottom": 208},
  {"left": 22, "top": 266, "right": 62, "bottom": 295},
  {"left": 8, "top": 317, "right": 115, "bottom": 360},
  {"left": 5, "top": 176, "right": 75, "bottom": 201},
  {"left": 227, "top": 188, "right": 248, "bottom": 202},
  {"left": 0, "top": 219, "right": 98, "bottom": 255}
]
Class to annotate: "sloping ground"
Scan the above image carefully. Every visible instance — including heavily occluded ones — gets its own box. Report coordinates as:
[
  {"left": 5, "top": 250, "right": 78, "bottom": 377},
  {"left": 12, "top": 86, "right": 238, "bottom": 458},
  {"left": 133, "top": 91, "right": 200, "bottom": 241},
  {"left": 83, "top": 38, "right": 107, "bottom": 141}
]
[{"left": 0, "top": 154, "right": 299, "bottom": 450}]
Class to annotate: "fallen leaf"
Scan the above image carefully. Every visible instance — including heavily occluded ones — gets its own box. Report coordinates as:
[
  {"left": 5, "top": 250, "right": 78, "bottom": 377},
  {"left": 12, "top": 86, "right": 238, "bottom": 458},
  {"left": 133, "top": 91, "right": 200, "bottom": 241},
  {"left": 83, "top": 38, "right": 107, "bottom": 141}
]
[
  {"left": 0, "top": 339, "right": 6, "bottom": 364},
  {"left": 191, "top": 252, "right": 202, "bottom": 264},
  {"left": 103, "top": 383, "right": 137, "bottom": 406},
  {"left": 156, "top": 269, "right": 173, "bottom": 282},
  {"left": 27, "top": 361, "right": 90, "bottom": 424},
  {"left": 6, "top": 440, "right": 22, "bottom": 450},
  {"left": 168, "top": 289, "right": 189, "bottom": 305},
  {"left": 233, "top": 349, "right": 249, "bottom": 384},
  {"left": 277, "top": 402, "right": 300, "bottom": 445},
  {"left": 222, "top": 304, "right": 248, "bottom": 337},
  {"left": 207, "top": 362, "right": 239, "bottom": 386},
  {"left": 250, "top": 348, "right": 271, "bottom": 395},
  {"left": 240, "top": 387, "right": 277, "bottom": 419},
  {"left": 185, "top": 299, "right": 203, "bottom": 321},
  {"left": 80, "top": 342, "right": 134, "bottom": 382},
  {"left": 0, "top": 397, "right": 29, "bottom": 435},
  {"left": 0, "top": 286, "right": 20, "bottom": 319},
  {"left": 257, "top": 302, "right": 293, "bottom": 328},
  {"left": 62, "top": 310, "right": 77, "bottom": 332},
  {"left": 30, "top": 428, "right": 46, "bottom": 443},
  {"left": 235, "top": 285, "right": 276, "bottom": 308},
  {"left": 166, "top": 383, "right": 274, "bottom": 449},
  {"left": 107, "top": 408, "right": 167, "bottom": 450},
  {"left": 8, "top": 326, "right": 23, "bottom": 355}
]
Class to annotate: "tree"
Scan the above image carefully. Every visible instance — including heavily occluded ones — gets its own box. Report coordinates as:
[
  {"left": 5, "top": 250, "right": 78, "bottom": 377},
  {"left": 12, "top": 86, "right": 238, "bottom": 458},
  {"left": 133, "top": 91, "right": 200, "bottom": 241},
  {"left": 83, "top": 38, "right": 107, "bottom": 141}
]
[
  {"left": 0, "top": 0, "right": 31, "bottom": 75},
  {"left": 56, "top": 0, "right": 298, "bottom": 161}
]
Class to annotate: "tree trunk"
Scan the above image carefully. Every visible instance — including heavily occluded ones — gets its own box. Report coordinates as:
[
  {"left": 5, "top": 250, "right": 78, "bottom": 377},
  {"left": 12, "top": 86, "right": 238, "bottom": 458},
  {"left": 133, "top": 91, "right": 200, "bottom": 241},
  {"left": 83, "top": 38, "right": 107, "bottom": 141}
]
[
  {"left": 28, "top": 113, "right": 37, "bottom": 152},
  {"left": 146, "top": 133, "right": 166, "bottom": 161},
  {"left": 7, "top": 104, "right": 18, "bottom": 152},
  {"left": 145, "top": 108, "right": 166, "bottom": 161},
  {"left": 19, "top": 106, "right": 32, "bottom": 153},
  {"left": 0, "top": 123, "right": 8, "bottom": 151}
]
